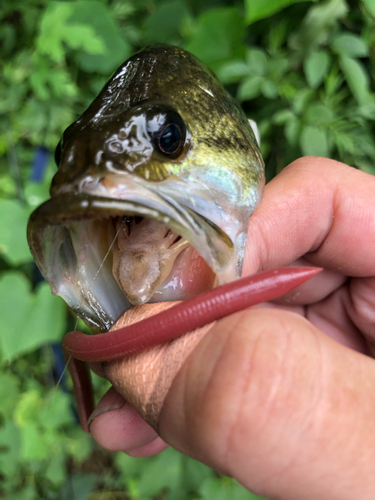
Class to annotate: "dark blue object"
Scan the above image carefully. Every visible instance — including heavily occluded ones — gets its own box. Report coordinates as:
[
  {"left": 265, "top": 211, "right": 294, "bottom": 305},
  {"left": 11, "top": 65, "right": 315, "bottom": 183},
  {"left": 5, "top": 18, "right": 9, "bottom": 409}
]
[
  {"left": 31, "top": 146, "right": 50, "bottom": 286},
  {"left": 31, "top": 146, "right": 50, "bottom": 182}
]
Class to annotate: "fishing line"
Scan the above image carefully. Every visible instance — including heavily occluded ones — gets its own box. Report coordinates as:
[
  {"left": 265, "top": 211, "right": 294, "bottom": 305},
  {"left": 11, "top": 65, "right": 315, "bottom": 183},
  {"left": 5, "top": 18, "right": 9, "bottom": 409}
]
[
  {"left": 56, "top": 354, "right": 71, "bottom": 388},
  {"left": 41, "top": 321, "right": 77, "bottom": 416},
  {"left": 54, "top": 318, "right": 77, "bottom": 393},
  {"left": 40, "top": 354, "right": 72, "bottom": 419},
  {"left": 54, "top": 227, "right": 120, "bottom": 398},
  {"left": 90, "top": 225, "right": 121, "bottom": 286}
]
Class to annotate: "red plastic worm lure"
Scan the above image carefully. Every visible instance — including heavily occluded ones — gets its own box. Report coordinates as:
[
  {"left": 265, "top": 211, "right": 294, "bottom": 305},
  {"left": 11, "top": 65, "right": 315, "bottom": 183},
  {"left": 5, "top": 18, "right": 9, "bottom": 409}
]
[{"left": 63, "top": 266, "right": 321, "bottom": 432}]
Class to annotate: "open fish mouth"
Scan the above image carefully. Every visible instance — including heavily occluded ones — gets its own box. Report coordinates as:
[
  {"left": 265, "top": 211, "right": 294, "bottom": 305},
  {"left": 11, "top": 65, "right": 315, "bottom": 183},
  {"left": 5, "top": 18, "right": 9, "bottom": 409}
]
[
  {"left": 27, "top": 172, "right": 252, "bottom": 333},
  {"left": 27, "top": 44, "right": 266, "bottom": 335}
]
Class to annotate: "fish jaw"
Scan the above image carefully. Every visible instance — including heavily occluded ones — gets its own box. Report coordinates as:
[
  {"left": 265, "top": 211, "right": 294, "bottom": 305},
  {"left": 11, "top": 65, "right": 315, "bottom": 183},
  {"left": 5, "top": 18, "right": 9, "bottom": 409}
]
[{"left": 27, "top": 166, "right": 258, "bottom": 332}]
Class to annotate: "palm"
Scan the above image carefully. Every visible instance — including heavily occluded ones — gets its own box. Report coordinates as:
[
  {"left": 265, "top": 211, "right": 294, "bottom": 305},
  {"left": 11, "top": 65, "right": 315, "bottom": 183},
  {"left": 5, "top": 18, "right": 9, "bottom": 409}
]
[{"left": 90, "top": 158, "right": 375, "bottom": 500}]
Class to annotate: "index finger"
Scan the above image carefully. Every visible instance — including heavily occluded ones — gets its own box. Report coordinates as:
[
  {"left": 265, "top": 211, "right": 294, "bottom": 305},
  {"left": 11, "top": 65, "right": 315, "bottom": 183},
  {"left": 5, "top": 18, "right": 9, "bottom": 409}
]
[{"left": 244, "top": 157, "right": 375, "bottom": 277}]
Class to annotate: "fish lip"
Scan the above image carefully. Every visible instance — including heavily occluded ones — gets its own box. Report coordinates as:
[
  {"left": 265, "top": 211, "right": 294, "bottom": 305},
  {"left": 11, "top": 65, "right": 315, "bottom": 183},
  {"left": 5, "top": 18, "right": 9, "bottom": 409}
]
[
  {"left": 27, "top": 189, "right": 236, "bottom": 332},
  {"left": 28, "top": 191, "right": 234, "bottom": 274}
]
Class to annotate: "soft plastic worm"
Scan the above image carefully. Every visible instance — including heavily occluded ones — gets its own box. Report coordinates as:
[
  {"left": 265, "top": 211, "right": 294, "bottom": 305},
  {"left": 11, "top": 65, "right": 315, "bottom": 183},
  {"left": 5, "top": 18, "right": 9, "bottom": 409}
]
[{"left": 62, "top": 267, "right": 321, "bottom": 432}]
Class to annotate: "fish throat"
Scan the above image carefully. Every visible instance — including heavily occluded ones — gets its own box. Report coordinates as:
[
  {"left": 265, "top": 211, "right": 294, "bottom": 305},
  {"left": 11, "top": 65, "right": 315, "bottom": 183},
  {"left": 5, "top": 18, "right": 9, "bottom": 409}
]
[{"left": 111, "top": 215, "right": 216, "bottom": 306}]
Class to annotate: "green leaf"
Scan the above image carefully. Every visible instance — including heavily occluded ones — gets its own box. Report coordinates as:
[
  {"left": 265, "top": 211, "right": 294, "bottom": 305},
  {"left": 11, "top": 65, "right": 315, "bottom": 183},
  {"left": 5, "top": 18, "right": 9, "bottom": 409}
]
[
  {"left": 356, "top": 159, "right": 375, "bottom": 175},
  {"left": 245, "top": 0, "right": 312, "bottom": 24},
  {"left": 300, "top": 125, "right": 329, "bottom": 156},
  {"left": 0, "top": 173, "right": 17, "bottom": 198},
  {"left": 14, "top": 389, "right": 71, "bottom": 461},
  {"left": 181, "top": 455, "right": 212, "bottom": 492},
  {"left": 65, "top": 428, "right": 92, "bottom": 462},
  {"left": 246, "top": 48, "right": 268, "bottom": 76},
  {"left": 217, "top": 60, "right": 249, "bottom": 84},
  {"left": 68, "top": 474, "right": 97, "bottom": 499},
  {"left": 0, "top": 421, "right": 22, "bottom": 477},
  {"left": 29, "top": 54, "right": 78, "bottom": 101},
  {"left": 23, "top": 182, "right": 51, "bottom": 210},
  {"left": 267, "top": 19, "right": 289, "bottom": 52},
  {"left": 17, "top": 97, "right": 76, "bottom": 149},
  {"left": 272, "top": 109, "right": 296, "bottom": 125},
  {"left": 45, "top": 453, "right": 66, "bottom": 486},
  {"left": 0, "top": 199, "right": 32, "bottom": 265},
  {"left": 40, "top": 391, "right": 73, "bottom": 430},
  {"left": 19, "top": 423, "right": 50, "bottom": 461},
  {"left": 267, "top": 57, "right": 289, "bottom": 79},
  {"left": 285, "top": 119, "right": 301, "bottom": 146},
  {"left": 185, "top": 7, "right": 245, "bottom": 63},
  {"left": 0, "top": 272, "right": 66, "bottom": 361},
  {"left": 289, "top": 0, "right": 348, "bottom": 51},
  {"left": 261, "top": 79, "right": 278, "bottom": 98},
  {"left": 15, "top": 389, "right": 44, "bottom": 425},
  {"left": 231, "top": 481, "right": 267, "bottom": 499},
  {"left": 198, "top": 477, "right": 226, "bottom": 500},
  {"left": 358, "top": 96, "right": 375, "bottom": 120},
  {"left": 37, "top": 2, "right": 105, "bottom": 63},
  {"left": 332, "top": 33, "right": 369, "bottom": 57},
  {"left": 362, "top": 0, "right": 375, "bottom": 17},
  {"left": 138, "top": 448, "right": 182, "bottom": 496},
  {"left": 304, "top": 50, "right": 331, "bottom": 88},
  {"left": 339, "top": 56, "right": 370, "bottom": 103},
  {"left": 36, "top": 3, "right": 74, "bottom": 62},
  {"left": 0, "top": 373, "right": 21, "bottom": 418},
  {"left": 292, "top": 88, "right": 314, "bottom": 114},
  {"left": 198, "top": 476, "right": 266, "bottom": 499},
  {"left": 143, "top": 1, "right": 189, "bottom": 44},
  {"left": 69, "top": 1, "right": 131, "bottom": 74},
  {"left": 6, "top": 486, "right": 37, "bottom": 500},
  {"left": 115, "top": 451, "right": 152, "bottom": 479},
  {"left": 325, "top": 66, "right": 344, "bottom": 96},
  {"left": 304, "top": 103, "right": 334, "bottom": 125},
  {"left": 237, "top": 76, "right": 263, "bottom": 101}
]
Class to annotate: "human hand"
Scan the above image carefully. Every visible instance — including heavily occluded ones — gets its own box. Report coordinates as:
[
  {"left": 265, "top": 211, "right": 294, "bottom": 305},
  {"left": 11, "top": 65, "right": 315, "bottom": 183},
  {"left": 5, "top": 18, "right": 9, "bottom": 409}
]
[{"left": 89, "top": 157, "right": 375, "bottom": 500}]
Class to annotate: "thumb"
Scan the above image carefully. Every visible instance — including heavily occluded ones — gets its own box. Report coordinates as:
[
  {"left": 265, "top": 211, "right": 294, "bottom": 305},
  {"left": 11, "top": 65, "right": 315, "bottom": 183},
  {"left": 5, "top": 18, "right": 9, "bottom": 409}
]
[{"left": 159, "top": 308, "right": 375, "bottom": 500}]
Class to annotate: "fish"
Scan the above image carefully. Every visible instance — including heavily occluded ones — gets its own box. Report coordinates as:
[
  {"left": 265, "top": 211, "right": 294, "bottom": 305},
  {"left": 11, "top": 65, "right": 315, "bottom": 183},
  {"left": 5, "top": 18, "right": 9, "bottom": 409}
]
[{"left": 27, "top": 44, "right": 265, "bottom": 333}]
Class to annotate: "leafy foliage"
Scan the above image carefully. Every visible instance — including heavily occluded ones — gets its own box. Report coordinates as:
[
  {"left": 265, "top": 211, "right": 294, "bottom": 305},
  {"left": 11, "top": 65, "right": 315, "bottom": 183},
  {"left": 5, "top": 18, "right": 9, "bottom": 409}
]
[{"left": 0, "top": 0, "right": 374, "bottom": 498}]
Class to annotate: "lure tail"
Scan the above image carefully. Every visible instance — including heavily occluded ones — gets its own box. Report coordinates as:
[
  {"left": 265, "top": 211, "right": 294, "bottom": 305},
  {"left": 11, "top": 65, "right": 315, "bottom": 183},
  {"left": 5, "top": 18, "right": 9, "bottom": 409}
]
[{"left": 63, "top": 266, "right": 322, "bottom": 432}]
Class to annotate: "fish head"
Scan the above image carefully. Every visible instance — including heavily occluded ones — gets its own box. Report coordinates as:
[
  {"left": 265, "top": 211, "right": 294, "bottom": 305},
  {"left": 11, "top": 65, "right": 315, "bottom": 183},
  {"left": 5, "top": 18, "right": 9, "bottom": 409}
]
[{"left": 27, "top": 44, "right": 264, "bottom": 332}]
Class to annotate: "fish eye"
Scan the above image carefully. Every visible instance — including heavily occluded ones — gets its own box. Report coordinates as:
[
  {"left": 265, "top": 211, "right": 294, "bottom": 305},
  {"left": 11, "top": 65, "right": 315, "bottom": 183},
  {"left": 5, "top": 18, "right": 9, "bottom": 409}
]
[
  {"left": 148, "top": 109, "right": 186, "bottom": 159},
  {"left": 158, "top": 123, "right": 182, "bottom": 155},
  {"left": 54, "top": 140, "right": 62, "bottom": 168}
]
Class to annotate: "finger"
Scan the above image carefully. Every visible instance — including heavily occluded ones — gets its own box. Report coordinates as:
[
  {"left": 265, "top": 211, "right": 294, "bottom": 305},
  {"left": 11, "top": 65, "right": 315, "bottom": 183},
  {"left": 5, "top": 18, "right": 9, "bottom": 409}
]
[
  {"left": 126, "top": 437, "right": 169, "bottom": 457},
  {"left": 267, "top": 257, "right": 368, "bottom": 353},
  {"left": 306, "top": 282, "right": 369, "bottom": 353},
  {"left": 159, "top": 308, "right": 375, "bottom": 500},
  {"left": 344, "top": 276, "right": 375, "bottom": 352},
  {"left": 272, "top": 258, "right": 346, "bottom": 305},
  {"left": 244, "top": 157, "right": 375, "bottom": 349},
  {"left": 244, "top": 157, "right": 375, "bottom": 277},
  {"left": 89, "top": 387, "right": 162, "bottom": 453}
]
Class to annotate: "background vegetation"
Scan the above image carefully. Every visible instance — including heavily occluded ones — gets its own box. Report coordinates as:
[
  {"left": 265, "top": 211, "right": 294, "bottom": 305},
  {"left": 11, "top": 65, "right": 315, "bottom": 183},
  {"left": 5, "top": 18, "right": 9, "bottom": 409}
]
[{"left": 0, "top": 0, "right": 374, "bottom": 498}]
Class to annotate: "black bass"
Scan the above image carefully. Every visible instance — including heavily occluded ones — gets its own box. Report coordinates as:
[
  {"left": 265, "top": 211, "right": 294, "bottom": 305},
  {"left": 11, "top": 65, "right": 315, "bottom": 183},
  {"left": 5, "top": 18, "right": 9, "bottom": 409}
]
[{"left": 27, "top": 44, "right": 264, "bottom": 333}]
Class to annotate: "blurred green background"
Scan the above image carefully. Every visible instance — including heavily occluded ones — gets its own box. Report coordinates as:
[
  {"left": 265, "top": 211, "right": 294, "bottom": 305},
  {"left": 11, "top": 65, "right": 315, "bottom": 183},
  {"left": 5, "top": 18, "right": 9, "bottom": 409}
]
[{"left": 0, "top": 0, "right": 374, "bottom": 498}]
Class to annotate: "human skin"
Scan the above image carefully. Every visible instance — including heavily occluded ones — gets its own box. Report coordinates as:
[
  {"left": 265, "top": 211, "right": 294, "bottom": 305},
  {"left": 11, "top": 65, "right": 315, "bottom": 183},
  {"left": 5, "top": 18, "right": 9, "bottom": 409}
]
[{"left": 89, "top": 157, "right": 375, "bottom": 500}]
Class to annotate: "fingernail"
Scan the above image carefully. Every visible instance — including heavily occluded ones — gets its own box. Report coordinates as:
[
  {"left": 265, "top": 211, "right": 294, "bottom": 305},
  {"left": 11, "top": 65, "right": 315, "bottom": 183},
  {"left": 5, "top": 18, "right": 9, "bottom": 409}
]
[{"left": 87, "top": 400, "right": 125, "bottom": 428}]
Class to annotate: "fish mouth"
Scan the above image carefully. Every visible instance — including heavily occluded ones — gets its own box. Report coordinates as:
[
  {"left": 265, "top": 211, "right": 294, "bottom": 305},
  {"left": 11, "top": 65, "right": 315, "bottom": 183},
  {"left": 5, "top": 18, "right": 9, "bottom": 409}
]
[{"left": 27, "top": 181, "right": 237, "bottom": 333}]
